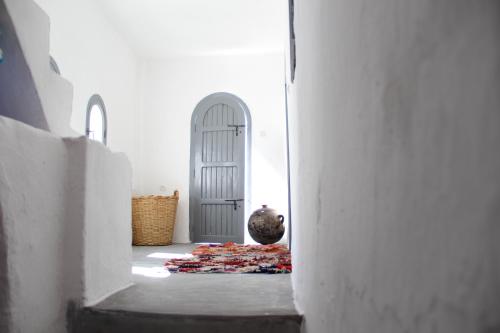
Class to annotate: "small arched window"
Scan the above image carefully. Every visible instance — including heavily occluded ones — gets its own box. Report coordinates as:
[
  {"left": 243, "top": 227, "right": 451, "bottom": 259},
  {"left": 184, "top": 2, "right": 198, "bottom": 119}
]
[{"left": 85, "top": 94, "right": 107, "bottom": 145}]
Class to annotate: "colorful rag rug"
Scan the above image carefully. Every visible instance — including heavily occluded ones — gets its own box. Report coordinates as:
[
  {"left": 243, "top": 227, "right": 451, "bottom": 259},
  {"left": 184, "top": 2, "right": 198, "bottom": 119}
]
[{"left": 165, "top": 242, "right": 292, "bottom": 274}]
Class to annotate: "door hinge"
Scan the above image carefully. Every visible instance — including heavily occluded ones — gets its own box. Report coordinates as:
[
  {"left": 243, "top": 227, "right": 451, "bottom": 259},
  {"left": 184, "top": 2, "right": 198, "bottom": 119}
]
[
  {"left": 225, "top": 199, "right": 244, "bottom": 210},
  {"left": 228, "top": 124, "right": 245, "bottom": 136}
]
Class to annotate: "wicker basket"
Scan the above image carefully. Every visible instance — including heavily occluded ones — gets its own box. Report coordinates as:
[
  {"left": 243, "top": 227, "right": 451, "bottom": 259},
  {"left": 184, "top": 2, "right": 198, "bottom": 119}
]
[{"left": 132, "top": 190, "right": 179, "bottom": 246}]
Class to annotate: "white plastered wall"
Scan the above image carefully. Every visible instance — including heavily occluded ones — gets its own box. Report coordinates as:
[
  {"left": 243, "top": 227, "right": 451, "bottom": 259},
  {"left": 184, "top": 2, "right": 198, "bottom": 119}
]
[
  {"left": 137, "top": 54, "right": 289, "bottom": 243},
  {"left": 82, "top": 141, "right": 133, "bottom": 305},
  {"left": 0, "top": 117, "right": 72, "bottom": 333},
  {"left": 1, "top": 0, "right": 133, "bottom": 331},
  {"left": 289, "top": 0, "right": 500, "bottom": 332},
  {"left": 33, "top": 0, "right": 141, "bottom": 190},
  {"left": 0, "top": 116, "right": 132, "bottom": 332}
]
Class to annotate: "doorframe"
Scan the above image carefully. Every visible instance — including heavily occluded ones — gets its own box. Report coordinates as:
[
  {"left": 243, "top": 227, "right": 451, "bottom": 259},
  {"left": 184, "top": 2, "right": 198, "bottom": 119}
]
[{"left": 189, "top": 92, "right": 252, "bottom": 243}]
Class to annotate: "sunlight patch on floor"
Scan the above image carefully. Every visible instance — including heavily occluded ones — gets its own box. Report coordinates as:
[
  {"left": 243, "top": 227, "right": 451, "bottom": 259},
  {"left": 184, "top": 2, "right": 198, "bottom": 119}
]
[
  {"left": 146, "top": 252, "right": 194, "bottom": 259},
  {"left": 132, "top": 265, "right": 171, "bottom": 278}
]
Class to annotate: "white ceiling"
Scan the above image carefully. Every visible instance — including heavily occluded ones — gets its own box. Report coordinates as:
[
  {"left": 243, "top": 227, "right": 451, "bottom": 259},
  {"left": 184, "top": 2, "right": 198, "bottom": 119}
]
[{"left": 99, "top": 0, "right": 287, "bottom": 58}]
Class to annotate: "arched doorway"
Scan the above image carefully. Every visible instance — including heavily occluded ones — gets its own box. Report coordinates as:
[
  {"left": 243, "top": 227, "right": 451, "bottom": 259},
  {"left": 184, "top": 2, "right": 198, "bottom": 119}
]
[{"left": 189, "top": 92, "right": 251, "bottom": 243}]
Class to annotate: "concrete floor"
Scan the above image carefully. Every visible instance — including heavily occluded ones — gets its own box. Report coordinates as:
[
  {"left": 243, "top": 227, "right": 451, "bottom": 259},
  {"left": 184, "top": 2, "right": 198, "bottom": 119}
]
[
  {"left": 73, "top": 244, "right": 301, "bottom": 332},
  {"left": 92, "top": 244, "right": 298, "bottom": 316}
]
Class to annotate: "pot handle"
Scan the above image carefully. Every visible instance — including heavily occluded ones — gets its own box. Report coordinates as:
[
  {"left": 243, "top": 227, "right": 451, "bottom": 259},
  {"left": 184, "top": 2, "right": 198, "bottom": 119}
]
[{"left": 278, "top": 215, "right": 285, "bottom": 224}]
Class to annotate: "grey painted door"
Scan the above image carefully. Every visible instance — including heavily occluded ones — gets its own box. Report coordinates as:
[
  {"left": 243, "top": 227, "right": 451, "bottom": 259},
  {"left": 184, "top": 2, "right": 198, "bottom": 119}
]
[{"left": 190, "top": 93, "right": 250, "bottom": 243}]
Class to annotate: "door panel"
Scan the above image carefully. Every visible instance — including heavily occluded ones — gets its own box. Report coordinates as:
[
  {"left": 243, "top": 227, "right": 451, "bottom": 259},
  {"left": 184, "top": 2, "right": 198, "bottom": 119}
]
[
  {"left": 190, "top": 94, "right": 248, "bottom": 243},
  {"left": 200, "top": 204, "right": 237, "bottom": 238},
  {"left": 201, "top": 166, "right": 237, "bottom": 199}
]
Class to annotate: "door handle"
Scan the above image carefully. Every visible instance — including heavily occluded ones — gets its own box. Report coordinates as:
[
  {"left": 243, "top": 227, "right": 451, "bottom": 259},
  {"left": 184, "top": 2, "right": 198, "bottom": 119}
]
[{"left": 225, "top": 199, "right": 244, "bottom": 210}]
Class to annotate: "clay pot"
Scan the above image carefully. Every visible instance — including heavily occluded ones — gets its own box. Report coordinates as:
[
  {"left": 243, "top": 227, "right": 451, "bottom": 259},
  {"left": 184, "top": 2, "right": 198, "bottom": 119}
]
[{"left": 248, "top": 205, "right": 285, "bottom": 245}]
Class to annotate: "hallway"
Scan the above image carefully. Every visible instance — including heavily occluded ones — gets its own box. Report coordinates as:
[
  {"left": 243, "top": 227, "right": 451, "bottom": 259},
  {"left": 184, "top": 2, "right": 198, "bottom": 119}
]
[{"left": 1, "top": 0, "right": 500, "bottom": 332}]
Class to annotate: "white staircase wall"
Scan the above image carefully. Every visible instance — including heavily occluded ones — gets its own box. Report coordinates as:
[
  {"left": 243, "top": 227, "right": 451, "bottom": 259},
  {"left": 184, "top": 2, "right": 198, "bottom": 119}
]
[
  {"left": 4, "top": 0, "right": 76, "bottom": 137},
  {"left": 0, "top": 116, "right": 132, "bottom": 332},
  {"left": 1, "top": 0, "right": 134, "bottom": 331},
  {"left": 82, "top": 142, "right": 133, "bottom": 306},
  {"left": 0, "top": 117, "right": 69, "bottom": 333},
  {"left": 0, "top": 0, "right": 48, "bottom": 130}
]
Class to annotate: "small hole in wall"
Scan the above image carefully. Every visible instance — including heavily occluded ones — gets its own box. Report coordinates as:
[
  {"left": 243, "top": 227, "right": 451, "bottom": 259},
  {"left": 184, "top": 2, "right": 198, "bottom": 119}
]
[
  {"left": 0, "top": 29, "right": 4, "bottom": 64},
  {"left": 49, "top": 56, "right": 61, "bottom": 75}
]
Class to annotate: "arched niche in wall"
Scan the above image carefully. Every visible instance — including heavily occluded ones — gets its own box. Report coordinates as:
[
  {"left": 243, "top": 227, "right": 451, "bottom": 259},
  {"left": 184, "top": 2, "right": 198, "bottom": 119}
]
[{"left": 85, "top": 94, "right": 108, "bottom": 145}]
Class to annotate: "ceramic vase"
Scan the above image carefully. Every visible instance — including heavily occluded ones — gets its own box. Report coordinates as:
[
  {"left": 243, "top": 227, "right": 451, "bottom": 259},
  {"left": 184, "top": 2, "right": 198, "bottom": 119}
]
[{"left": 248, "top": 205, "right": 285, "bottom": 245}]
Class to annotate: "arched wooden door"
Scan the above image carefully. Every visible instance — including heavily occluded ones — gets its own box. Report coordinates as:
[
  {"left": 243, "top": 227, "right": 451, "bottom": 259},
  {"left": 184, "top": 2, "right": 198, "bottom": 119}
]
[{"left": 190, "top": 93, "right": 250, "bottom": 243}]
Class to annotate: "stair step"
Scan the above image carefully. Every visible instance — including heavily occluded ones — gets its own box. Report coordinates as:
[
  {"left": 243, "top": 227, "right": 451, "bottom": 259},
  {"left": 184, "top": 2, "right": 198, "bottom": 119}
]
[
  {"left": 4, "top": 0, "right": 76, "bottom": 136},
  {"left": 43, "top": 69, "right": 76, "bottom": 136},
  {"left": 4, "top": 0, "right": 50, "bottom": 81},
  {"left": 72, "top": 308, "right": 302, "bottom": 333},
  {"left": 0, "top": 0, "right": 48, "bottom": 130},
  {"left": 69, "top": 248, "right": 302, "bottom": 333}
]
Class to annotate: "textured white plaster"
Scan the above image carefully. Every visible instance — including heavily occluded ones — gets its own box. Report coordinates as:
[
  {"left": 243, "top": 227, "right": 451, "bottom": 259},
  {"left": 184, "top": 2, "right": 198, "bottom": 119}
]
[
  {"left": 1, "top": 0, "right": 133, "bottom": 330},
  {"left": 82, "top": 141, "right": 132, "bottom": 305},
  {"left": 0, "top": 117, "right": 69, "bottom": 333},
  {"left": 4, "top": 0, "right": 75, "bottom": 137},
  {"left": 0, "top": 116, "right": 132, "bottom": 332},
  {"left": 289, "top": 1, "right": 500, "bottom": 332}
]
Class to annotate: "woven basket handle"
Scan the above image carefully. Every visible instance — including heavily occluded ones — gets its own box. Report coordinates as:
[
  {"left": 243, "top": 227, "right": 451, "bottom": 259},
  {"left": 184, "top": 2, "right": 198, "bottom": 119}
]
[{"left": 173, "top": 190, "right": 179, "bottom": 198}]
